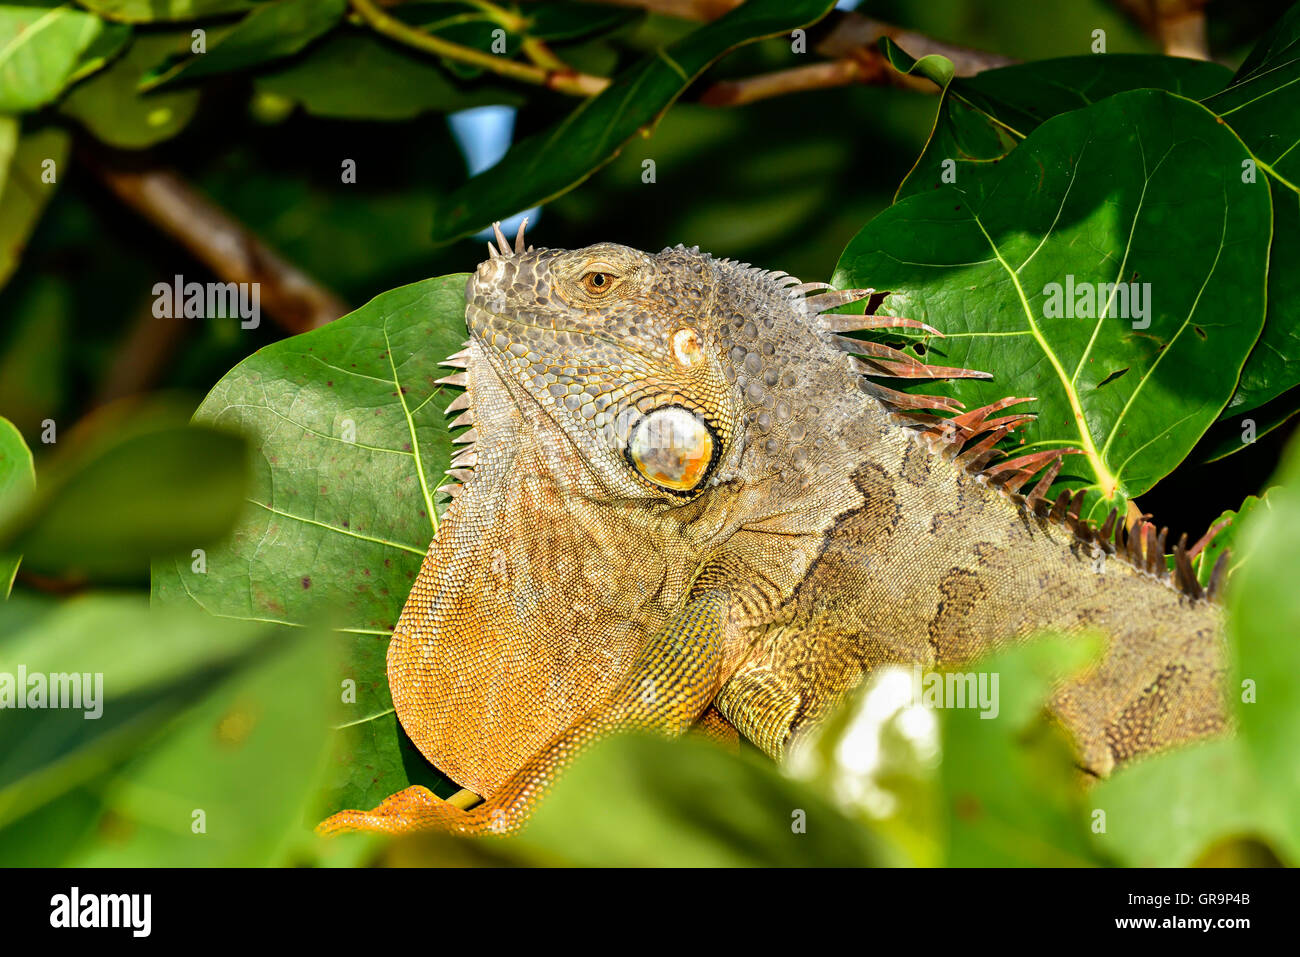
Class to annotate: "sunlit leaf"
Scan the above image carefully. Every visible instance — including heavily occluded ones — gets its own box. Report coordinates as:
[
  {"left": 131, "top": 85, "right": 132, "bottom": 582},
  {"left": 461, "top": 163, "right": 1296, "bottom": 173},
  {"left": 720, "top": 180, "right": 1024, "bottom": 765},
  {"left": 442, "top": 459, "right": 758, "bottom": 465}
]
[
  {"left": 59, "top": 31, "right": 200, "bottom": 148},
  {"left": 834, "top": 90, "right": 1271, "bottom": 521},
  {"left": 0, "top": 4, "right": 119, "bottom": 111},
  {"left": 151, "top": 275, "right": 471, "bottom": 809}
]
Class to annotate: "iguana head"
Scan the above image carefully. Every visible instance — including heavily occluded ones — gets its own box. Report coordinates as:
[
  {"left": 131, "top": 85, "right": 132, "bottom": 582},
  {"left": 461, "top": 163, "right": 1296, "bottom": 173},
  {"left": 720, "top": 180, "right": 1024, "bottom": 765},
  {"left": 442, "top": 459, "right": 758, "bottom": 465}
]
[
  {"left": 465, "top": 239, "right": 753, "bottom": 501},
  {"left": 462, "top": 235, "right": 896, "bottom": 507}
]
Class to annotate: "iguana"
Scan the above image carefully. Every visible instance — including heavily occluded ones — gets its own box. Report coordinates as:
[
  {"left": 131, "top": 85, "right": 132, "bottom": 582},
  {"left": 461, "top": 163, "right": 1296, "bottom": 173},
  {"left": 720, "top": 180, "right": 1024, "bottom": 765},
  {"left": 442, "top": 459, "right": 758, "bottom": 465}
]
[{"left": 319, "top": 223, "right": 1227, "bottom": 836}]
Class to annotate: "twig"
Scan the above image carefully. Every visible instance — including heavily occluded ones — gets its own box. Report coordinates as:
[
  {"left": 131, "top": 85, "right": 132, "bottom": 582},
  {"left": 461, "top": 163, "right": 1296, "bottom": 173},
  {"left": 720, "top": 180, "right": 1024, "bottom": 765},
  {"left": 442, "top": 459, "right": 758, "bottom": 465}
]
[
  {"left": 816, "top": 15, "right": 1017, "bottom": 76},
  {"left": 699, "top": 52, "right": 932, "bottom": 106},
  {"left": 351, "top": 0, "right": 609, "bottom": 96},
  {"left": 82, "top": 150, "right": 349, "bottom": 334}
]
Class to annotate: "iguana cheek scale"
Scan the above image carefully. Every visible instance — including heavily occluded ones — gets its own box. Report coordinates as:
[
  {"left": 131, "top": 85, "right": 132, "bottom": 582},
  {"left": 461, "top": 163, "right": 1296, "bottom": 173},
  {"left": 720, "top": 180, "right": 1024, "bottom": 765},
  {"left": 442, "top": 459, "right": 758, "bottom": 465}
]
[{"left": 318, "top": 223, "right": 1227, "bottom": 837}]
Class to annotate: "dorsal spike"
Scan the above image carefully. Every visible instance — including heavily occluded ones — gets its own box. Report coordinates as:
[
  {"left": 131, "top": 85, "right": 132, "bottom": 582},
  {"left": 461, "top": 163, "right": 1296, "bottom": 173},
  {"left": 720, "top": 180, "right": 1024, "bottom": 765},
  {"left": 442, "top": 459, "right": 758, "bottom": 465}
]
[
  {"left": 1027, "top": 458, "right": 1064, "bottom": 504},
  {"left": 804, "top": 289, "right": 874, "bottom": 313},
  {"left": 1206, "top": 551, "right": 1230, "bottom": 599},
  {"left": 514, "top": 217, "right": 529, "bottom": 254}
]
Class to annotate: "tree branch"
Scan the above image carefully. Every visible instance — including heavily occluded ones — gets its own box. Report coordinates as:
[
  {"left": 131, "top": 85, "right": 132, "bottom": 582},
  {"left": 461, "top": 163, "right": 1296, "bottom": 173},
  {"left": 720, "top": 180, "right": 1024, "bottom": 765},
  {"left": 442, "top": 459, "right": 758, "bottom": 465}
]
[
  {"left": 81, "top": 149, "right": 349, "bottom": 335},
  {"left": 351, "top": 0, "right": 610, "bottom": 96}
]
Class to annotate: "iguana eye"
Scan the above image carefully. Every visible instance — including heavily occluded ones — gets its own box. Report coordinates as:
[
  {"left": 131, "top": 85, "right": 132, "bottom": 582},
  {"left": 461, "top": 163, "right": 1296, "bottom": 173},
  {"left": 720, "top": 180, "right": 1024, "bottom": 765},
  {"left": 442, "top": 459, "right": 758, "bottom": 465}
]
[
  {"left": 581, "top": 271, "right": 616, "bottom": 296},
  {"left": 626, "top": 406, "right": 715, "bottom": 492}
]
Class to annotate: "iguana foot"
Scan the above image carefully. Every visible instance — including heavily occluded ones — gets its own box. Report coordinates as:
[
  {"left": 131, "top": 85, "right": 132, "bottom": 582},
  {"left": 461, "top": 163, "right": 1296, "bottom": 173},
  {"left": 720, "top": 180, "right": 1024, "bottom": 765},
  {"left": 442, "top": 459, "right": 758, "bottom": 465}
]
[{"left": 317, "top": 786, "right": 497, "bottom": 836}]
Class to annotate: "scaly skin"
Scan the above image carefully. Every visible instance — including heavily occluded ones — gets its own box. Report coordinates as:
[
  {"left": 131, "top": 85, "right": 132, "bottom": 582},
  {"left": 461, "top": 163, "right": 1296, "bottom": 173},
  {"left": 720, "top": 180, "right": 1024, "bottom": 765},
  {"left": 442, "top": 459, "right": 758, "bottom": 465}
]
[{"left": 318, "top": 232, "right": 1226, "bottom": 837}]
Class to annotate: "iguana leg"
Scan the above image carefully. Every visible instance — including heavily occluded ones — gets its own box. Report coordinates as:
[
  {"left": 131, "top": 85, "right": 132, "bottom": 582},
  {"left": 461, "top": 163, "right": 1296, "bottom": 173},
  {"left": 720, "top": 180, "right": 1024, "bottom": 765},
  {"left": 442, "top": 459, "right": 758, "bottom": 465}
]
[
  {"left": 318, "top": 590, "right": 728, "bottom": 837},
  {"left": 691, "top": 705, "right": 741, "bottom": 753}
]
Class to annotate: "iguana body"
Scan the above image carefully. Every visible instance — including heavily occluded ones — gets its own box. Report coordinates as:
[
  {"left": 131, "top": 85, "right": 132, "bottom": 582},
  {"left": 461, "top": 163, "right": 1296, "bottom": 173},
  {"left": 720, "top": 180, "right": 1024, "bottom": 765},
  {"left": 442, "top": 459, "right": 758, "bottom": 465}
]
[{"left": 320, "top": 227, "right": 1226, "bottom": 836}]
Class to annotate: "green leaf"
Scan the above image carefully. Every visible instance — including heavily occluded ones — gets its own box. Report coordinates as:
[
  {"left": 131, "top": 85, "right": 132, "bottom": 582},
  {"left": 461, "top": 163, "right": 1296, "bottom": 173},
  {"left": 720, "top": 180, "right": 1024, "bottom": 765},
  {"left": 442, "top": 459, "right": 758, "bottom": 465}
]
[
  {"left": 511, "top": 734, "right": 892, "bottom": 866},
  {"left": 254, "top": 28, "right": 520, "bottom": 120},
  {"left": 524, "top": 1, "right": 641, "bottom": 42},
  {"left": 0, "top": 123, "right": 68, "bottom": 290},
  {"left": 937, "top": 634, "right": 1107, "bottom": 867},
  {"left": 785, "top": 664, "right": 942, "bottom": 866},
  {"left": 429, "top": 0, "right": 839, "bottom": 243},
  {"left": 1203, "top": 1, "right": 1300, "bottom": 195},
  {"left": 151, "top": 275, "right": 471, "bottom": 808},
  {"left": 1225, "top": 433, "right": 1300, "bottom": 861},
  {"left": 0, "top": 414, "right": 251, "bottom": 582},
  {"left": 1192, "top": 492, "right": 1269, "bottom": 586},
  {"left": 881, "top": 39, "right": 1231, "bottom": 202},
  {"left": 833, "top": 90, "right": 1271, "bottom": 521},
  {"left": 0, "top": 416, "right": 34, "bottom": 596},
  {"left": 74, "top": 0, "right": 257, "bottom": 23},
  {"left": 1215, "top": 163, "right": 1300, "bottom": 424},
  {"left": 141, "top": 0, "right": 346, "bottom": 91},
  {"left": 0, "top": 594, "right": 338, "bottom": 865},
  {"left": 1203, "top": 5, "right": 1300, "bottom": 425},
  {"left": 1091, "top": 737, "right": 1287, "bottom": 866},
  {"left": 1199, "top": 385, "right": 1300, "bottom": 463},
  {"left": 59, "top": 31, "right": 199, "bottom": 147},
  {"left": 0, "top": 4, "right": 115, "bottom": 111},
  {"left": 1093, "top": 434, "right": 1300, "bottom": 867}
]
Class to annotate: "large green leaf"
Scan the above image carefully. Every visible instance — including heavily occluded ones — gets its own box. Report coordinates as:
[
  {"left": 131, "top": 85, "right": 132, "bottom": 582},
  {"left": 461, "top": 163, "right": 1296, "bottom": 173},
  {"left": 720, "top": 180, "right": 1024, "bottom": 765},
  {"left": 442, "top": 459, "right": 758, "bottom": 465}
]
[
  {"left": 59, "top": 31, "right": 199, "bottom": 147},
  {"left": 141, "top": 0, "right": 346, "bottom": 90},
  {"left": 938, "top": 635, "right": 1106, "bottom": 867},
  {"left": 883, "top": 41, "right": 1232, "bottom": 202},
  {"left": 0, "top": 4, "right": 116, "bottom": 111},
  {"left": 0, "top": 123, "right": 68, "bottom": 289},
  {"left": 834, "top": 90, "right": 1271, "bottom": 520},
  {"left": 1203, "top": 1, "right": 1300, "bottom": 195},
  {"left": 1225, "top": 434, "right": 1300, "bottom": 861},
  {"left": 1093, "top": 433, "right": 1300, "bottom": 867},
  {"left": 0, "top": 594, "right": 337, "bottom": 865},
  {"left": 1091, "top": 737, "right": 1287, "bottom": 866},
  {"left": 429, "top": 0, "right": 838, "bottom": 243},
  {"left": 74, "top": 0, "right": 257, "bottom": 23},
  {"left": 254, "top": 29, "right": 520, "bottom": 120},
  {"left": 152, "top": 275, "right": 471, "bottom": 809},
  {"left": 0, "top": 415, "right": 33, "bottom": 596},
  {"left": 1204, "top": 5, "right": 1300, "bottom": 426}
]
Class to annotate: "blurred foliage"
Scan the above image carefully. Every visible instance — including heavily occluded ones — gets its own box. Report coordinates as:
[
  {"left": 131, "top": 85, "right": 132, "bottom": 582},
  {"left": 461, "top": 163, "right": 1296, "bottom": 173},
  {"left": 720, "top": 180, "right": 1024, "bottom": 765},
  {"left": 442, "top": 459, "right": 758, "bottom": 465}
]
[{"left": 1, "top": 0, "right": 1299, "bottom": 866}]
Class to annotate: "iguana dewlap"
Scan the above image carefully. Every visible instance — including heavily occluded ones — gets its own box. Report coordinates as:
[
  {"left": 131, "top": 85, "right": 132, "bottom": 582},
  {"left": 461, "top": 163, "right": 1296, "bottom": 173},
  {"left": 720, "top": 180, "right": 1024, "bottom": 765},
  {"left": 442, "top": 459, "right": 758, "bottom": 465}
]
[{"left": 320, "top": 224, "right": 1227, "bottom": 836}]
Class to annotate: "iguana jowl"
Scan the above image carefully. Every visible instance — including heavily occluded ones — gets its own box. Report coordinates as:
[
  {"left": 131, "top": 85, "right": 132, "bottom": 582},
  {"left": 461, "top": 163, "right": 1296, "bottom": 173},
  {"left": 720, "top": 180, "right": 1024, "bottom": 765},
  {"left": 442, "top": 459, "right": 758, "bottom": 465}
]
[{"left": 320, "top": 223, "right": 1227, "bottom": 835}]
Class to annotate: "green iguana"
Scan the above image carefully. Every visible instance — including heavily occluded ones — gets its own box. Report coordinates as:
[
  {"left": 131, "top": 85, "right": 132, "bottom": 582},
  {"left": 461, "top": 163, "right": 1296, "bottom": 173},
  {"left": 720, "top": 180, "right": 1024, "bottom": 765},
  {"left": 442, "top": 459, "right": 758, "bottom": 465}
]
[{"left": 319, "top": 222, "right": 1227, "bottom": 836}]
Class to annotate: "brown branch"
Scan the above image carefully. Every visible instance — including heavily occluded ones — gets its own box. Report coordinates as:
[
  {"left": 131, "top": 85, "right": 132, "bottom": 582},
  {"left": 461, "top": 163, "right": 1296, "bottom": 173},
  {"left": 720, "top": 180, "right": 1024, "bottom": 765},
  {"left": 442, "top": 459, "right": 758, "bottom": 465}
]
[
  {"left": 699, "top": 51, "right": 932, "bottom": 107},
  {"left": 1111, "top": 0, "right": 1210, "bottom": 59},
  {"left": 81, "top": 150, "right": 349, "bottom": 335},
  {"left": 816, "top": 15, "right": 1017, "bottom": 76}
]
